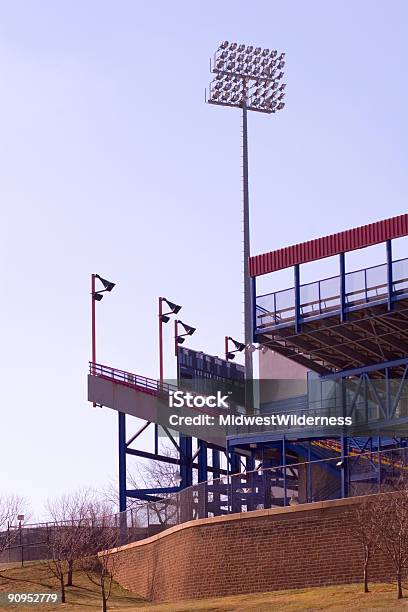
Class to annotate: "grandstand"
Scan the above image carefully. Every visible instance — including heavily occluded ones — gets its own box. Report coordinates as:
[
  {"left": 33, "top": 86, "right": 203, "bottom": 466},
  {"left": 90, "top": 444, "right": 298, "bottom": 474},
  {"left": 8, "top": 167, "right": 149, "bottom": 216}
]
[{"left": 88, "top": 213, "right": 408, "bottom": 516}]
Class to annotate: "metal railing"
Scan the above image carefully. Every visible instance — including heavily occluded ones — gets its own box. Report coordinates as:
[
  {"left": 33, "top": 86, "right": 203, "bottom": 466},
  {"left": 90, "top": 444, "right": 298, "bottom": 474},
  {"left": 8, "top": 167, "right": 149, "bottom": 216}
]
[
  {"left": 3, "top": 447, "right": 408, "bottom": 561},
  {"left": 256, "top": 257, "right": 408, "bottom": 328},
  {"left": 89, "top": 362, "right": 178, "bottom": 397}
]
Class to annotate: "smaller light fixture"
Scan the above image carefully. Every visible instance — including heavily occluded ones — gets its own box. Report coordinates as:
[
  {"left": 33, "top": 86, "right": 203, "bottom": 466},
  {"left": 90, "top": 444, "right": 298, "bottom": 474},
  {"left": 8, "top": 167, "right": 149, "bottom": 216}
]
[
  {"left": 163, "top": 299, "right": 181, "bottom": 314},
  {"left": 95, "top": 275, "right": 115, "bottom": 292},
  {"left": 230, "top": 338, "right": 246, "bottom": 352},
  {"left": 179, "top": 322, "right": 196, "bottom": 336}
]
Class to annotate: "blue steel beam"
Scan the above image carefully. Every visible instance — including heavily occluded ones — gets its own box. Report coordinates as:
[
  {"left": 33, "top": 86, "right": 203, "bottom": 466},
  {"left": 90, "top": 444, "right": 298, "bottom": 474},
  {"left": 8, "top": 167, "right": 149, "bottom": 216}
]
[
  {"left": 320, "top": 356, "right": 408, "bottom": 381},
  {"left": 180, "top": 435, "right": 193, "bottom": 488},
  {"left": 127, "top": 486, "right": 180, "bottom": 496},
  {"left": 294, "top": 264, "right": 301, "bottom": 334},
  {"left": 339, "top": 252, "right": 346, "bottom": 323},
  {"left": 387, "top": 239, "right": 393, "bottom": 311},
  {"left": 118, "top": 412, "right": 127, "bottom": 513},
  {"left": 251, "top": 276, "right": 257, "bottom": 342},
  {"left": 198, "top": 441, "right": 208, "bottom": 483}
]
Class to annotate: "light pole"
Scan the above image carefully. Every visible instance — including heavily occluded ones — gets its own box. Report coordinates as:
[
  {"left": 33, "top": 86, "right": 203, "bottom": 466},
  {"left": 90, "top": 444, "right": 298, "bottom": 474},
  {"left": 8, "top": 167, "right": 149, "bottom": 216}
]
[
  {"left": 91, "top": 274, "right": 115, "bottom": 407},
  {"left": 91, "top": 273, "right": 116, "bottom": 371},
  {"left": 174, "top": 320, "right": 196, "bottom": 356},
  {"left": 225, "top": 336, "right": 246, "bottom": 361},
  {"left": 174, "top": 319, "right": 196, "bottom": 492},
  {"left": 17, "top": 514, "right": 24, "bottom": 567},
  {"left": 207, "top": 41, "right": 286, "bottom": 383},
  {"left": 157, "top": 297, "right": 181, "bottom": 454},
  {"left": 158, "top": 297, "right": 182, "bottom": 383},
  {"left": 90, "top": 274, "right": 125, "bottom": 514}
]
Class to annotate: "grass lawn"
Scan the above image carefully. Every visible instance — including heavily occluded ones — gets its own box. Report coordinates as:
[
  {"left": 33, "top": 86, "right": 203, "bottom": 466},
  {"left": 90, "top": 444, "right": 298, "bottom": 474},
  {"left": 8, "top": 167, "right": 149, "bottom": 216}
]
[{"left": 0, "top": 562, "right": 407, "bottom": 611}]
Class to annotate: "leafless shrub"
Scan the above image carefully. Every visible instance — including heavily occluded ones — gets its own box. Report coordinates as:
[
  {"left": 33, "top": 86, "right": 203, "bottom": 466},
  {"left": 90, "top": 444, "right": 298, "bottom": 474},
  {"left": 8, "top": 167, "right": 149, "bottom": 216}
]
[
  {"left": 350, "top": 497, "right": 382, "bottom": 592},
  {"left": 376, "top": 484, "right": 408, "bottom": 599},
  {"left": 0, "top": 494, "right": 29, "bottom": 577},
  {"left": 45, "top": 489, "right": 105, "bottom": 601},
  {"left": 77, "top": 505, "right": 122, "bottom": 612}
]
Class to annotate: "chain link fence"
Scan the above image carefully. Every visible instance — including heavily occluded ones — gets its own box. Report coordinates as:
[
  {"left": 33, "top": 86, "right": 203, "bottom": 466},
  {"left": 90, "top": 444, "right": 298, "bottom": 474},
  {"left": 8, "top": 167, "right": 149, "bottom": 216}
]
[{"left": 1, "top": 446, "right": 408, "bottom": 561}]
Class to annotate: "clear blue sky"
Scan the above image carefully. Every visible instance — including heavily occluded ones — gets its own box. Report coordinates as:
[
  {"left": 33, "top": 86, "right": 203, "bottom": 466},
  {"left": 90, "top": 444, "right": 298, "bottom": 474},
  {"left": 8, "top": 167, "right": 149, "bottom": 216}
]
[{"left": 1, "top": 0, "right": 407, "bottom": 518}]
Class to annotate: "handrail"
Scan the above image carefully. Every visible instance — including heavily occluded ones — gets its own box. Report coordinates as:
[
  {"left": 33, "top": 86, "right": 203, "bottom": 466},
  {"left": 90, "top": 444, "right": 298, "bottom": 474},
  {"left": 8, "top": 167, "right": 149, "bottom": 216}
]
[
  {"left": 256, "top": 257, "right": 407, "bottom": 300},
  {"left": 256, "top": 256, "right": 408, "bottom": 327},
  {"left": 89, "top": 362, "right": 178, "bottom": 397}
]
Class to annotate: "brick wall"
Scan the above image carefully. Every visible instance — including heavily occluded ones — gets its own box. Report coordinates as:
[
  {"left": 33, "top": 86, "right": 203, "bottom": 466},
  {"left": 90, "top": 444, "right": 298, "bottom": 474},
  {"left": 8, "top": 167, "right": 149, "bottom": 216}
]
[{"left": 107, "top": 495, "right": 393, "bottom": 603}]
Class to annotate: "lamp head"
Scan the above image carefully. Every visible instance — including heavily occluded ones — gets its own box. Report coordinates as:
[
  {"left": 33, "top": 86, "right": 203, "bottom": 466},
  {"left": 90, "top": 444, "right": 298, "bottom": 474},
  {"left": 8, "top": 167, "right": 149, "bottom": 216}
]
[
  {"left": 230, "top": 338, "right": 246, "bottom": 352},
  {"left": 163, "top": 299, "right": 181, "bottom": 314},
  {"left": 96, "top": 275, "right": 115, "bottom": 292},
  {"left": 179, "top": 322, "right": 196, "bottom": 336}
]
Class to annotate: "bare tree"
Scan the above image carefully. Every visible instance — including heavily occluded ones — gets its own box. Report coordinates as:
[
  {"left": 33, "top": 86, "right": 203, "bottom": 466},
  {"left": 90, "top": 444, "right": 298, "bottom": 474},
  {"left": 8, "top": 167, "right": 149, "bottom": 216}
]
[
  {"left": 350, "top": 497, "right": 382, "bottom": 592},
  {"left": 45, "top": 522, "right": 70, "bottom": 603},
  {"left": 46, "top": 489, "right": 99, "bottom": 598},
  {"left": 47, "top": 489, "right": 95, "bottom": 586},
  {"left": 127, "top": 442, "right": 180, "bottom": 528},
  {"left": 77, "top": 505, "right": 122, "bottom": 612},
  {"left": 375, "top": 486, "right": 408, "bottom": 599},
  {"left": 0, "top": 494, "right": 29, "bottom": 572}
]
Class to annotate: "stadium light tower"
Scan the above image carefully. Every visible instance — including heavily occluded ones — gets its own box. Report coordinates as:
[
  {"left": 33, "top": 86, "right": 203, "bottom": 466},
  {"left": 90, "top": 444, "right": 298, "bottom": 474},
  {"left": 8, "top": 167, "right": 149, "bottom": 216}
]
[{"left": 207, "top": 41, "right": 286, "bottom": 382}]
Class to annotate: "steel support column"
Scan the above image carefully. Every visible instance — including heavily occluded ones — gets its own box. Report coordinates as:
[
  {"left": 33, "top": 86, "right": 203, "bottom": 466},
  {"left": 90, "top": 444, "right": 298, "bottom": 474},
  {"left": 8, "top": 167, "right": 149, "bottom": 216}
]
[
  {"left": 198, "top": 441, "right": 208, "bottom": 483},
  {"left": 180, "top": 434, "right": 193, "bottom": 489},
  {"left": 251, "top": 276, "right": 257, "bottom": 341},
  {"left": 242, "top": 102, "right": 253, "bottom": 382},
  {"left": 294, "top": 264, "right": 301, "bottom": 334},
  {"left": 118, "top": 411, "right": 127, "bottom": 513},
  {"left": 387, "top": 239, "right": 393, "bottom": 311},
  {"left": 282, "top": 436, "right": 287, "bottom": 506},
  {"left": 340, "top": 435, "right": 348, "bottom": 498},
  {"left": 339, "top": 252, "right": 346, "bottom": 322}
]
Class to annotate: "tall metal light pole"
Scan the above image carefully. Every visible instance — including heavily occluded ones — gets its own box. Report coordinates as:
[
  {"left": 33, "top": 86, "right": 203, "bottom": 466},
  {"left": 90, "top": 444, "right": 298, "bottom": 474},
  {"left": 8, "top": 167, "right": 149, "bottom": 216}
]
[
  {"left": 90, "top": 274, "right": 115, "bottom": 402},
  {"left": 158, "top": 297, "right": 181, "bottom": 454},
  {"left": 158, "top": 297, "right": 182, "bottom": 383},
  {"left": 207, "top": 41, "right": 286, "bottom": 383}
]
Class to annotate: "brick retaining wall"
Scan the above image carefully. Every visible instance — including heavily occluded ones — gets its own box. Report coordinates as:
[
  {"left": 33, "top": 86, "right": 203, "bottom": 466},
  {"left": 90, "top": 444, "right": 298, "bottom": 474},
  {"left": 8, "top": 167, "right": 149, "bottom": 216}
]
[{"left": 107, "top": 495, "right": 393, "bottom": 603}]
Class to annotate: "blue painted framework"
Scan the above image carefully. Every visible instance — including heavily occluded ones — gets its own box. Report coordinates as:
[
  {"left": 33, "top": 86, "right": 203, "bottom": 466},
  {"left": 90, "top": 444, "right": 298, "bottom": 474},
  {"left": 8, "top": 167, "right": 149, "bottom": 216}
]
[
  {"left": 117, "top": 350, "right": 246, "bottom": 512},
  {"left": 244, "top": 236, "right": 408, "bottom": 504}
]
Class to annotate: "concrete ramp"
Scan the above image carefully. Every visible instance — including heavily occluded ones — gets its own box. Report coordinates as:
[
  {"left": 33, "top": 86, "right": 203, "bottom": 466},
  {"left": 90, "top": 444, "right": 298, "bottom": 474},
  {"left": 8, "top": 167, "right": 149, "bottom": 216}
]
[
  {"left": 87, "top": 363, "right": 227, "bottom": 445},
  {"left": 88, "top": 374, "right": 165, "bottom": 423}
]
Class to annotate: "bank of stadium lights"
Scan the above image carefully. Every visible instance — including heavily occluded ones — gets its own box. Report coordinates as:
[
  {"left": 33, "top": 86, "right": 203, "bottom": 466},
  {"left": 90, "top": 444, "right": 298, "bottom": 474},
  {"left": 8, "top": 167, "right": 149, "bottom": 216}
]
[{"left": 208, "top": 41, "right": 286, "bottom": 114}]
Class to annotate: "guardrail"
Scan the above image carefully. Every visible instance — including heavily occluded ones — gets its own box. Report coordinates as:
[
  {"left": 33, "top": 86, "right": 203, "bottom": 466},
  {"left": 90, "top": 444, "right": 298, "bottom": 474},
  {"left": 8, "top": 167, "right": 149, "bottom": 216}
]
[
  {"left": 89, "top": 362, "right": 178, "bottom": 397},
  {"left": 256, "top": 257, "right": 408, "bottom": 328},
  {"left": 3, "top": 446, "right": 408, "bottom": 562}
]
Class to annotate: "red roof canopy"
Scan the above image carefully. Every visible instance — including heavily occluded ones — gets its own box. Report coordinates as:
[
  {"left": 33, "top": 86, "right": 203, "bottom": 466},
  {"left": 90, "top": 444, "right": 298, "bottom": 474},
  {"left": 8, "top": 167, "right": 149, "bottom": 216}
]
[{"left": 249, "top": 213, "right": 408, "bottom": 277}]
